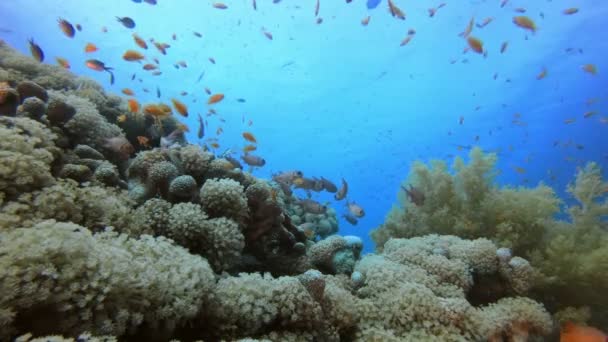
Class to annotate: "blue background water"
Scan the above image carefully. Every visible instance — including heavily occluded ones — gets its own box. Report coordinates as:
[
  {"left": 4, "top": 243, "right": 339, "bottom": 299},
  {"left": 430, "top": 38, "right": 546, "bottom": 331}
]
[{"left": 1, "top": 0, "right": 607, "bottom": 253}]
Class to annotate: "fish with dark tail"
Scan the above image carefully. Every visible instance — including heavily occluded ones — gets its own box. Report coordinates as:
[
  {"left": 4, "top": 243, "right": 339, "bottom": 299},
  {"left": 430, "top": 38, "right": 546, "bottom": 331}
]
[
  {"left": 28, "top": 38, "right": 44, "bottom": 62},
  {"left": 85, "top": 59, "right": 115, "bottom": 84},
  {"left": 116, "top": 17, "right": 136, "bottom": 29},
  {"left": 401, "top": 184, "right": 425, "bottom": 206},
  {"left": 334, "top": 178, "right": 348, "bottom": 200}
]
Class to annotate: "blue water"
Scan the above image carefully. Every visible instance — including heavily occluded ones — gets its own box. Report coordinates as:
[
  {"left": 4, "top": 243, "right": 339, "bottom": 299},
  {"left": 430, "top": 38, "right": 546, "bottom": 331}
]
[{"left": 1, "top": 0, "right": 607, "bottom": 253}]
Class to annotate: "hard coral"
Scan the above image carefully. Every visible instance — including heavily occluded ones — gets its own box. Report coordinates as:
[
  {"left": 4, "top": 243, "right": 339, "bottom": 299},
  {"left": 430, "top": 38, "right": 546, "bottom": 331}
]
[
  {"left": 200, "top": 178, "right": 248, "bottom": 223},
  {"left": 0, "top": 220, "right": 215, "bottom": 340}
]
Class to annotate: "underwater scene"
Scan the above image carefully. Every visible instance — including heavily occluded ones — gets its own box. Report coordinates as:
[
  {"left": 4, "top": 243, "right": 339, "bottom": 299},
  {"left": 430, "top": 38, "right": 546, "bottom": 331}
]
[{"left": 0, "top": 0, "right": 607, "bottom": 341}]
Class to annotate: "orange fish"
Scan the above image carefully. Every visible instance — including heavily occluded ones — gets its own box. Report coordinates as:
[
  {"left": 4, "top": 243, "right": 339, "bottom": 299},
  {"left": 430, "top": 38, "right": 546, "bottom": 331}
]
[
  {"left": 122, "top": 88, "right": 135, "bottom": 96},
  {"left": 210, "top": 142, "right": 220, "bottom": 149},
  {"left": 500, "top": 41, "right": 509, "bottom": 54},
  {"left": 467, "top": 36, "right": 483, "bottom": 54},
  {"left": 387, "top": 0, "right": 405, "bottom": 20},
  {"left": 132, "top": 33, "right": 148, "bottom": 49},
  {"left": 57, "top": 18, "right": 75, "bottom": 38},
  {"left": 400, "top": 35, "right": 413, "bottom": 47},
  {"left": 361, "top": 16, "right": 370, "bottom": 26},
  {"left": 243, "top": 144, "right": 257, "bottom": 153},
  {"left": 208, "top": 93, "right": 224, "bottom": 104},
  {"left": 560, "top": 322, "right": 607, "bottom": 342},
  {"left": 123, "top": 50, "right": 145, "bottom": 61},
  {"left": 143, "top": 104, "right": 169, "bottom": 118},
  {"left": 143, "top": 63, "right": 157, "bottom": 70},
  {"left": 85, "top": 43, "right": 98, "bottom": 53},
  {"left": 171, "top": 98, "right": 188, "bottom": 117},
  {"left": 563, "top": 8, "right": 579, "bottom": 15},
  {"left": 153, "top": 42, "right": 167, "bottom": 55},
  {"left": 513, "top": 16, "right": 537, "bottom": 33},
  {"left": 213, "top": 2, "right": 228, "bottom": 9},
  {"left": 137, "top": 135, "right": 150, "bottom": 147},
  {"left": 459, "top": 17, "right": 474, "bottom": 38},
  {"left": 536, "top": 68, "right": 547, "bottom": 80},
  {"left": 128, "top": 99, "right": 140, "bottom": 112},
  {"left": 242, "top": 131, "right": 257, "bottom": 143},
  {"left": 582, "top": 64, "right": 597, "bottom": 75},
  {"left": 583, "top": 111, "right": 597, "bottom": 118},
  {"left": 55, "top": 57, "right": 70, "bottom": 69}
]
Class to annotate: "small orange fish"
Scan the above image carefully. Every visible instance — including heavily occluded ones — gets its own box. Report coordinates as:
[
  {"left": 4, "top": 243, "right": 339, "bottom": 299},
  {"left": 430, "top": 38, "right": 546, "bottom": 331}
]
[
  {"left": 122, "top": 88, "right": 135, "bottom": 96},
  {"left": 210, "top": 142, "right": 220, "bottom": 149},
  {"left": 171, "top": 98, "right": 188, "bottom": 117},
  {"left": 500, "top": 41, "right": 508, "bottom": 54},
  {"left": 583, "top": 111, "right": 597, "bottom": 118},
  {"left": 132, "top": 33, "right": 148, "bottom": 49},
  {"left": 154, "top": 42, "right": 167, "bottom": 55},
  {"left": 242, "top": 131, "right": 257, "bottom": 143},
  {"left": 204, "top": 87, "right": 212, "bottom": 95},
  {"left": 58, "top": 18, "right": 75, "bottom": 38},
  {"left": 477, "top": 17, "right": 493, "bottom": 28},
  {"left": 55, "top": 57, "right": 70, "bottom": 69},
  {"left": 117, "top": 114, "right": 127, "bottom": 123},
  {"left": 208, "top": 93, "right": 224, "bottom": 104},
  {"left": 123, "top": 50, "right": 145, "bottom": 61},
  {"left": 514, "top": 167, "right": 526, "bottom": 174},
  {"left": 400, "top": 35, "right": 413, "bottom": 46},
  {"left": 564, "top": 118, "right": 576, "bottom": 124},
  {"left": 560, "top": 322, "right": 607, "bottom": 342},
  {"left": 536, "top": 68, "right": 547, "bottom": 80},
  {"left": 143, "top": 104, "right": 168, "bottom": 117},
  {"left": 85, "top": 43, "right": 98, "bottom": 53},
  {"left": 143, "top": 63, "right": 157, "bottom": 70},
  {"left": 582, "top": 64, "right": 597, "bottom": 75},
  {"left": 137, "top": 135, "right": 150, "bottom": 147},
  {"left": 361, "top": 16, "right": 370, "bottom": 26},
  {"left": 459, "top": 17, "right": 474, "bottom": 38},
  {"left": 243, "top": 144, "right": 257, "bottom": 153},
  {"left": 213, "top": 2, "right": 228, "bottom": 9},
  {"left": 387, "top": 0, "right": 405, "bottom": 20},
  {"left": 128, "top": 99, "right": 140, "bottom": 113},
  {"left": 563, "top": 8, "right": 579, "bottom": 15},
  {"left": 467, "top": 36, "right": 483, "bottom": 54},
  {"left": 513, "top": 16, "right": 537, "bottom": 33}
]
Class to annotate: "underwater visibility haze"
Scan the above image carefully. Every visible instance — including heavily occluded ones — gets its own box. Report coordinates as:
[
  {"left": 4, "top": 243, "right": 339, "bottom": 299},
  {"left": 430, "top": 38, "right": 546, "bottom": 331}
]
[{"left": 0, "top": 0, "right": 607, "bottom": 341}]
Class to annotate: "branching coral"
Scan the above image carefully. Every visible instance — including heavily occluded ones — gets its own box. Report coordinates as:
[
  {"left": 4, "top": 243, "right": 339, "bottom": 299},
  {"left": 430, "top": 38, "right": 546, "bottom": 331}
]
[
  {"left": 371, "top": 148, "right": 561, "bottom": 256},
  {"left": 0, "top": 220, "right": 215, "bottom": 340},
  {"left": 353, "top": 235, "right": 552, "bottom": 340}
]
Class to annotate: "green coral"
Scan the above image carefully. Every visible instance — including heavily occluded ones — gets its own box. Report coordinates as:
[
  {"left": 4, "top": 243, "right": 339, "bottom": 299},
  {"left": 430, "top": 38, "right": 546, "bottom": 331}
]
[
  {"left": 372, "top": 148, "right": 560, "bottom": 256},
  {"left": 0, "top": 220, "right": 215, "bottom": 340}
]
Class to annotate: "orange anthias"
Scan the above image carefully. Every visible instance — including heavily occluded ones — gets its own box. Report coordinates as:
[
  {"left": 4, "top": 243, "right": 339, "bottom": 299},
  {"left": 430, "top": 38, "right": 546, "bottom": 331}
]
[
  {"left": 560, "top": 322, "right": 607, "bottom": 342},
  {"left": 208, "top": 93, "right": 224, "bottom": 104},
  {"left": 171, "top": 98, "right": 188, "bottom": 117}
]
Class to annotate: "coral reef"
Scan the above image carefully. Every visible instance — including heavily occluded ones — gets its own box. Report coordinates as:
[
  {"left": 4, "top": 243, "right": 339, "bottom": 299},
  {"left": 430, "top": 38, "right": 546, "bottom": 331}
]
[
  {"left": 373, "top": 147, "right": 608, "bottom": 329},
  {"left": 0, "top": 41, "right": 560, "bottom": 341}
]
